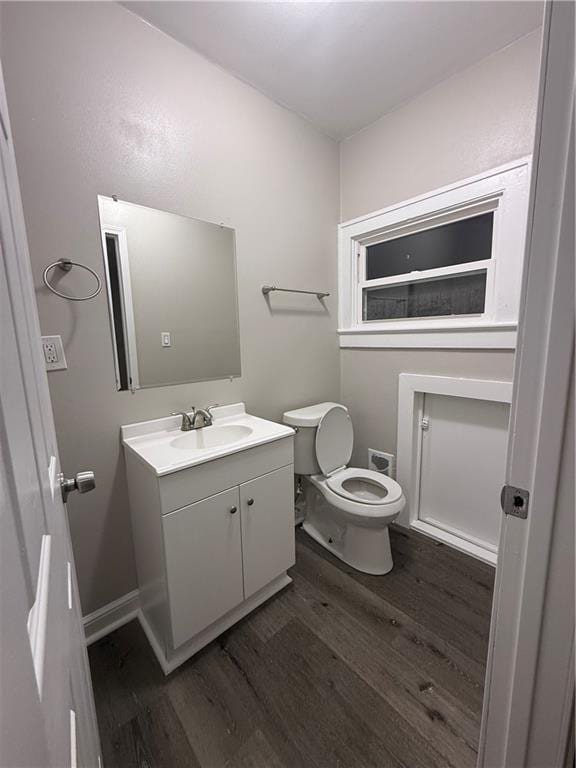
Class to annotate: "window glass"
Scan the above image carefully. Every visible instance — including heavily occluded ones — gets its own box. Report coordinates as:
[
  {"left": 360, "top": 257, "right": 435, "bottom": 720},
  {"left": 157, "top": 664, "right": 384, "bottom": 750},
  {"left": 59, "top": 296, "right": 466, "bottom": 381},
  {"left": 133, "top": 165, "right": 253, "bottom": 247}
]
[
  {"left": 365, "top": 213, "right": 493, "bottom": 280},
  {"left": 363, "top": 271, "right": 487, "bottom": 321}
]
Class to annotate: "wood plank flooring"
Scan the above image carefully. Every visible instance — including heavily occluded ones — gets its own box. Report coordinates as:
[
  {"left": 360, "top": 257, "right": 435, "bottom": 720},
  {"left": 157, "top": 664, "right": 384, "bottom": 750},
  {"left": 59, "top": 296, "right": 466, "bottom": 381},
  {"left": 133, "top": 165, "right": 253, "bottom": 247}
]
[{"left": 89, "top": 525, "right": 495, "bottom": 768}]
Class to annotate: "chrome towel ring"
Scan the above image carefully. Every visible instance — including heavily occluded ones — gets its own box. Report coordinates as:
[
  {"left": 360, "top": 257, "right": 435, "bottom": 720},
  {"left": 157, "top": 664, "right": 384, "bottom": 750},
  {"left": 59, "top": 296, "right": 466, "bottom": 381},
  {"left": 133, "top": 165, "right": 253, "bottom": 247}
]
[{"left": 42, "top": 259, "right": 102, "bottom": 301}]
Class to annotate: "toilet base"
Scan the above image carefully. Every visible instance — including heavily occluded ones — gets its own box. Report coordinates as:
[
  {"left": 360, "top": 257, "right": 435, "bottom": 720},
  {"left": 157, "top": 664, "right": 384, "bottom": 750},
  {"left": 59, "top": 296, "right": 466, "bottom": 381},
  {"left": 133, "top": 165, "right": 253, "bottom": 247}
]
[{"left": 303, "top": 487, "right": 394, "bottom": 575}]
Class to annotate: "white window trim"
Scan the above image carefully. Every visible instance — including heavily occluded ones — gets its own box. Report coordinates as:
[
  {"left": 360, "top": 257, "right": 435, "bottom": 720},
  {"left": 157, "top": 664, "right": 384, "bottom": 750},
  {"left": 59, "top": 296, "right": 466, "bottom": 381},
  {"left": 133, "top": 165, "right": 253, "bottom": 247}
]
[{"left": 338, "top": 157, "right": 532, "bottom": 349}]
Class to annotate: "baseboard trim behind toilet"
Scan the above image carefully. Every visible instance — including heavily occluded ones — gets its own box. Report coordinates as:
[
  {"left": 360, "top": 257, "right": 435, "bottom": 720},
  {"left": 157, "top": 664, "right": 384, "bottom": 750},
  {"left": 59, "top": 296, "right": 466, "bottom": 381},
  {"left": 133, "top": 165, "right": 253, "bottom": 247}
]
[{"left": 83, "top": 589, "right": 140, "bottom": 646}]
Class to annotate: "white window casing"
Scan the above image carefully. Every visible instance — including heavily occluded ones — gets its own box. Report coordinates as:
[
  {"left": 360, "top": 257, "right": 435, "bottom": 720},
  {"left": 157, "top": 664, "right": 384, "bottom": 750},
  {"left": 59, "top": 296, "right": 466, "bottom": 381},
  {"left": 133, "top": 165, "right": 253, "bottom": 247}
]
[{"left": 338, "top": 158, "right": 532, "bottom": 349}]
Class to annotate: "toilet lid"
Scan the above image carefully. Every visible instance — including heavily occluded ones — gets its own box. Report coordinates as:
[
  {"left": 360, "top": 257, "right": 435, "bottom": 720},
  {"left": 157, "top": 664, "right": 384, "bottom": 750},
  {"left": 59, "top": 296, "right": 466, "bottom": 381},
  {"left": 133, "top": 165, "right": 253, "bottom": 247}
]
[{"left": 315, "top": 405, "right": 353, "bottom": 476}]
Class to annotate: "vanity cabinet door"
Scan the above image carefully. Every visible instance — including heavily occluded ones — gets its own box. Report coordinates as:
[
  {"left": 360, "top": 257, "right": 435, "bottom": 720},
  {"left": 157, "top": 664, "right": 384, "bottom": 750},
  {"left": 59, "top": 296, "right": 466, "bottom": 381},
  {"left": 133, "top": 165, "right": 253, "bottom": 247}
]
[
  {"left": 163, "top": 487, "right": 244, "bottom": 648},
  {"left": 240, "top": 465, "right": 295, "bottom": 598}
]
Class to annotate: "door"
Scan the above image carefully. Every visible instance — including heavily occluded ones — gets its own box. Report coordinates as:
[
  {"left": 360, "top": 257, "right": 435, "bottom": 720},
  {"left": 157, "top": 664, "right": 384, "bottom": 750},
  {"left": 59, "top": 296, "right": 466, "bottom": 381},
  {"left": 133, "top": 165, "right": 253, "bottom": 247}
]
[
  {"left": 418, "top": 393, "right": 509, "bottom": 554},
  {"left": 163, "top": 487, "right": 244, "bottom": 648},
  {"left": 240, "top": 465, "right": 295, "bottom": 598},
  {"left": 0, "top": 58, "right": 101, "bottom": 768},
  {"left": 479, "top": 3, "right": 575, "bottom": 766}
]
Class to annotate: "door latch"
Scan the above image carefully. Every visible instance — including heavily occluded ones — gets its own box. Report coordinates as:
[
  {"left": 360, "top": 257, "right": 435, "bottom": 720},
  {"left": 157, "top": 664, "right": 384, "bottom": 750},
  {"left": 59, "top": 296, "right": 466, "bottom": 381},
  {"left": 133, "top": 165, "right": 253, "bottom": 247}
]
[
  {"left": 501, "top": 484, "right": 529, "bottom": 519},
  {"left": 60, "top": 471, "right": 96, "bottom": 503}
]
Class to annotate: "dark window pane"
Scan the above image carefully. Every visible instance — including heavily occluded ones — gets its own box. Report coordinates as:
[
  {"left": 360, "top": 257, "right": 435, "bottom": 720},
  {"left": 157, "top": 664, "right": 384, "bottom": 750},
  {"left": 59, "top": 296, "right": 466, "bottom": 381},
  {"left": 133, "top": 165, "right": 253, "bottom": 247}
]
[
  {"left": 366, "top": 213, "right": 493, "bottom": 280},
  {"left": 363, "top": 271, "right": 487, "bottom": 321}
]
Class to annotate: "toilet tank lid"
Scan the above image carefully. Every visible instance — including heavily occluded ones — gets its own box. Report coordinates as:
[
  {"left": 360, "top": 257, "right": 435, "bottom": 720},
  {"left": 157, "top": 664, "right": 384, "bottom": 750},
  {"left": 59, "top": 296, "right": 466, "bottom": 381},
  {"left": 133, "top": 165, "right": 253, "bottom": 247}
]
[{"left": 283, "top": 402, "right": 347, "bottom": 428}]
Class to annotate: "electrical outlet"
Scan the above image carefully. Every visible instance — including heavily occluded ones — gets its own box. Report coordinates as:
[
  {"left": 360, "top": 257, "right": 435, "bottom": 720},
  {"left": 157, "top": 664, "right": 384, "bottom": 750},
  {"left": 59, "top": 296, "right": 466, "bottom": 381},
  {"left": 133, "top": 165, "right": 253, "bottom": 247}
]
[
  {"left": 41, "top": 335, "right": 67, "bottom": 371},
  {"left": 43, "top": 342, "right": 58, "bottom": 363}
]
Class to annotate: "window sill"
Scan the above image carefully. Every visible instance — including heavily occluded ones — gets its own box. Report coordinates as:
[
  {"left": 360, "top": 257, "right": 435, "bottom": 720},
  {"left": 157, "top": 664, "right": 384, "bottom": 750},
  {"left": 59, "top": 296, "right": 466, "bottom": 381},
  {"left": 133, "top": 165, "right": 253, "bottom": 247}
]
[{"left": 338, "top": 323, "right": 517, "bottom": 350}]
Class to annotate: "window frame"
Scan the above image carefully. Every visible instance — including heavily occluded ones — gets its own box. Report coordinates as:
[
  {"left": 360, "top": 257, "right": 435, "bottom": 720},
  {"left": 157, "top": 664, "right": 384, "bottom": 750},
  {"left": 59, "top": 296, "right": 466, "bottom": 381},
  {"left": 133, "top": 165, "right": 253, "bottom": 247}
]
[{"left": 338, "top": 158, "right": 532, "bottom": 349}]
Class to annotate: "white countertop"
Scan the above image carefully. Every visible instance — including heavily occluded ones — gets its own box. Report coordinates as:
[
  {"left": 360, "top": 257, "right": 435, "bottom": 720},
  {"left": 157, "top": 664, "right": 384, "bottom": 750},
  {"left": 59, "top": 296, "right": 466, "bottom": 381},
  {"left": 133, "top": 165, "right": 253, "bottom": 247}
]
[{"left": 121, "top": 402, "right": 294, "bottom": 476}]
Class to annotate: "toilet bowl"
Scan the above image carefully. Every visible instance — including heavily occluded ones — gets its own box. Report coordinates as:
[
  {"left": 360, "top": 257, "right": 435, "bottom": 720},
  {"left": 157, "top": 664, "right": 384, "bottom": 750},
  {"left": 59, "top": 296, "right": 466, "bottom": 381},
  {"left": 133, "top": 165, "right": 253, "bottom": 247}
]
[{"left": 283, "top": 403, "right": 406, "bottom": 575}]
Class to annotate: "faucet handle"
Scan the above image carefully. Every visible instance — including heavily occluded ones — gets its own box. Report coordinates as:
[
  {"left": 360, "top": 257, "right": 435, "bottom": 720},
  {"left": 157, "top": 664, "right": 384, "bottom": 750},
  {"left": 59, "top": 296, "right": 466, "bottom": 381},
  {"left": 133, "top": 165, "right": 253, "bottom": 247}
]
[
  {"left": 206, "top": 403, "right": 220, "bottom": 414},
  {"left": 171, "top": 411, "right": 193, "bottom": 431}
]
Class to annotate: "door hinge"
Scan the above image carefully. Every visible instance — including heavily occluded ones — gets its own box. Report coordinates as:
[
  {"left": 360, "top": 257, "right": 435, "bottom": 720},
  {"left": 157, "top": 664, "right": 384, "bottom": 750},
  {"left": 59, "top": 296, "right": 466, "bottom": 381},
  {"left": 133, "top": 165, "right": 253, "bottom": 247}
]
[
  {"left": 420, "top": 417, "right": 430, "bottom": 431},
  {"left": 501, "top": 484, "right": 529, "bottom": 519}
]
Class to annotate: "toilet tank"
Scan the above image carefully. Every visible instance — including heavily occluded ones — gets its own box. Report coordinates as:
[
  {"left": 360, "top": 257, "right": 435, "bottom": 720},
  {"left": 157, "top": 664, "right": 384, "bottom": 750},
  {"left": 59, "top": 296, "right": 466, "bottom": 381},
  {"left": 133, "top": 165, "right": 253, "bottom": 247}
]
[{"left": 283, "top": 402, "right": 346, "bottom": 475}]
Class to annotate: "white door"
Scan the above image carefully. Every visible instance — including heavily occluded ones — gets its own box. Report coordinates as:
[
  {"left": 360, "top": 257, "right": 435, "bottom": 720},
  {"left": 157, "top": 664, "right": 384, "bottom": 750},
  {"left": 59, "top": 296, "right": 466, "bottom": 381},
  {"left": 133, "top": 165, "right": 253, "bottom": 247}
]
[
  {"left": 240, "top": 466, "right": 295, "bottom": 598},
  {"left": 0, "top": 55, "right": 101, "bottom": 768},
  {"left": 479, "top": 3, "right": 575, "bottom": 766},
  {"left": 163, "top": 487, "right": 244, "bottom": 648},
  {"left": 418, "top": 393, "right": 508, "bottom": 553}
]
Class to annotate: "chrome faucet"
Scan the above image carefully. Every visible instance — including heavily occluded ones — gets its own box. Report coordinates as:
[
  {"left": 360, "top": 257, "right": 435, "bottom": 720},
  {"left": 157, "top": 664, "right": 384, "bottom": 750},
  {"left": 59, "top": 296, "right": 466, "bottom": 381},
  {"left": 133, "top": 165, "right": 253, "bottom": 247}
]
[
  {"left": 171, "top": 404, "right": 219, "bottom": 431},
  {"left": 192, "top": 404, "right": 219, "bottom": 429}
]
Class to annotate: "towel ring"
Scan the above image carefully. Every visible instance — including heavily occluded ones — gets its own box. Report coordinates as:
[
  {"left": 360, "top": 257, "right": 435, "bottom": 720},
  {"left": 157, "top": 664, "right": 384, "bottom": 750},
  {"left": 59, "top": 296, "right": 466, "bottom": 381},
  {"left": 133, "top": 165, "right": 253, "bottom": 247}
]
[{"left": 43, "top": 259, "right": 102, "bottom": 301}]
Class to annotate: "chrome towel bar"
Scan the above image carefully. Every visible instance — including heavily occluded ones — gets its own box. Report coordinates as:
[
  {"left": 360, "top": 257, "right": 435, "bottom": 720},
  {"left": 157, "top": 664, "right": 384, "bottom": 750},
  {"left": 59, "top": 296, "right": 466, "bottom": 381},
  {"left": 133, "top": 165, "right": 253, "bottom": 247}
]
[{"left": 262, "top": 285, "right": 329, "bottom": 299}]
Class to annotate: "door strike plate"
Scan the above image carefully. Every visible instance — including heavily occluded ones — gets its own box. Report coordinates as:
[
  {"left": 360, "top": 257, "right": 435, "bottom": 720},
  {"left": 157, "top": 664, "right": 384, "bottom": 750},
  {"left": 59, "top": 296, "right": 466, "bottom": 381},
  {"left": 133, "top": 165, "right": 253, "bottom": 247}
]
[{"left": 501, "top": 485, "right": 529, "bottom": 519}]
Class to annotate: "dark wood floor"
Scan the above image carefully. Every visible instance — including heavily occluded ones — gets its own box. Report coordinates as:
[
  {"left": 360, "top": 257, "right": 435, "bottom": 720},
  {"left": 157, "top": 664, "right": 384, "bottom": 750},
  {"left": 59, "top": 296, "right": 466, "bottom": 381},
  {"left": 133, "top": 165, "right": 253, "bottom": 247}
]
[{"left": 89, "top": 526, "right": 495, "bottom": 768}]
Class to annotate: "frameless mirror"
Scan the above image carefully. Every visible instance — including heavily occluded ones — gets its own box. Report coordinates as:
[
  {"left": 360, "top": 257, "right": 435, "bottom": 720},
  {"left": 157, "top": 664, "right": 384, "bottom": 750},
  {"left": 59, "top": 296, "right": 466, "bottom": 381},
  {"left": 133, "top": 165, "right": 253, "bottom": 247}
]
[{"left": 98, "top": 196, "right": 241, "bottom": 391}]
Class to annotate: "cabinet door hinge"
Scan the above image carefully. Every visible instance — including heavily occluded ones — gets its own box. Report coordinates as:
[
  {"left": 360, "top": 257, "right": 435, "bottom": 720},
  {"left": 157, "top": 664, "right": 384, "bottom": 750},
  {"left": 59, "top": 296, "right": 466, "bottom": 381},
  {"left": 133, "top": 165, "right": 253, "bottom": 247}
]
[{"left": 501, "top": 485, "right": 529, "bottom": 519}]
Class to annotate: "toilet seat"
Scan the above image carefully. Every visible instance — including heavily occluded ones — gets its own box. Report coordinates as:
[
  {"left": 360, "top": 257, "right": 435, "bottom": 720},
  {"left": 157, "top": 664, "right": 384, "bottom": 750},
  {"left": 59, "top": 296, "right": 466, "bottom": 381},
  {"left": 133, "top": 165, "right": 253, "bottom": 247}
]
[
  {"left": 310, "top": 471, "right": 405, "bottom": 521},
  {"left": 326, "top": 467, "right": 403, "bottom": 506}
]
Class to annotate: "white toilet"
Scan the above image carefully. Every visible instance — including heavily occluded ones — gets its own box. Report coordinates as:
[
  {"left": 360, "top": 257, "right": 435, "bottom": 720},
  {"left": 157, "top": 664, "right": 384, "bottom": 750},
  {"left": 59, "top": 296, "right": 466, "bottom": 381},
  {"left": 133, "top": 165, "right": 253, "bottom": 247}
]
[{"left": 283, "top": 402, "right": 405, "bottom": 575}]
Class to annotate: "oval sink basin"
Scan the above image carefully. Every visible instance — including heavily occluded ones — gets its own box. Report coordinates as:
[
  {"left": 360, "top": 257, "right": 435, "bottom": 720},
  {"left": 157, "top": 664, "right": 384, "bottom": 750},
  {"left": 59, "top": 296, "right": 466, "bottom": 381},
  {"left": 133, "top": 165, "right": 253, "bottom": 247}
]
[{"left": 170, "top": 424, "right": 253, "bottom": 451}]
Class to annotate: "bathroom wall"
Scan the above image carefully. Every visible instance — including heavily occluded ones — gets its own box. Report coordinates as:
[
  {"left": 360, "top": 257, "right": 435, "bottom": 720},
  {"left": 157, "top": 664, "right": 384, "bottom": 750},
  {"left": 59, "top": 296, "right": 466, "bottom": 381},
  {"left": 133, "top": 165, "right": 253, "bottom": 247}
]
[
  {"left": 1, "top": 2, "right": 340, "bottom": 615},
  {"left": 339, "top": 31, "right": 541, "bottom": 466}
]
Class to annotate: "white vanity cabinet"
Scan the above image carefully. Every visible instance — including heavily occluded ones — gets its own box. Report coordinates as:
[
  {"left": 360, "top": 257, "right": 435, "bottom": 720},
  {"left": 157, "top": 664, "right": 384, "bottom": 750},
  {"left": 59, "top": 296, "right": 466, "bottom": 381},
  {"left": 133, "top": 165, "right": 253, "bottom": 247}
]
[
  {"left": 163, "top": 465, "right": 294, "bottom": 649},
  {"left": 122, "top": 404, "right": 295, "bottom": 674}
]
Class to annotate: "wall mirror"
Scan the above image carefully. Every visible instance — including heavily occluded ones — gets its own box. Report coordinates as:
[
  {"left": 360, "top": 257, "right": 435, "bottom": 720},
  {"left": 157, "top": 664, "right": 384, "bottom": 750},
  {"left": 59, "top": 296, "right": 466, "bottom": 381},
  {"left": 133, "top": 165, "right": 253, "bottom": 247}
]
[{"left": 98, "top": 196, "right": 241, "bottom": 391}]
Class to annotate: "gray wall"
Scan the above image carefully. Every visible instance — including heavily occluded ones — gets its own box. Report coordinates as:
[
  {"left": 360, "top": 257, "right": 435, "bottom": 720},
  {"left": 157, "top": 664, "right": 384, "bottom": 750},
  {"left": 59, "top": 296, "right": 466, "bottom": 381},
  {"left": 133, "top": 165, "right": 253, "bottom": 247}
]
[
  {"left": 341, "top": 349, "right": 515, "bottom": 466},
  {"left": 340, "top": 31, "right": 542, "bottom": 221},
  {"left": 2, "top": 2, "right": 340, "bottom": 615},
  {"left": 339, "top": 31, "right": 541, "bottom": 467}
]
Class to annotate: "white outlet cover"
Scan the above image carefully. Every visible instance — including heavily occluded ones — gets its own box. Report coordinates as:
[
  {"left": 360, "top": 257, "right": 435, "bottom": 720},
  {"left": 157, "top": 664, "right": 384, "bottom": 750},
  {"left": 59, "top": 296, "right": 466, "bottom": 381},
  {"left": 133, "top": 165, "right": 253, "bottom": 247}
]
[{"left": 41, "top": 335, "right": 67, "bottom": 371}]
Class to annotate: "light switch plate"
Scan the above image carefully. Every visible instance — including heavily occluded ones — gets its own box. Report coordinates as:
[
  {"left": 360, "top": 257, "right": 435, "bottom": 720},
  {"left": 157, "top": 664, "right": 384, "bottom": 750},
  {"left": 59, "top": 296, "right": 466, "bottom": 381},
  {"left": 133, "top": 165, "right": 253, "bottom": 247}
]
[
  {"left": 161, "top": 332, "right": 171, "bottom": 348},
  {"left": 41, "top": 335, "right": 67, "bottom": 370}
]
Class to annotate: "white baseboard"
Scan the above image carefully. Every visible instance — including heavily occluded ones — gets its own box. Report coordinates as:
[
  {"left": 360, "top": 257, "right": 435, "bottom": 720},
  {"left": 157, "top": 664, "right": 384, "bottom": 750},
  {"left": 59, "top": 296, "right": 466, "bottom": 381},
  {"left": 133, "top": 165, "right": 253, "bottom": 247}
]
[{"left": 83, "top": 589, "right": 140, "bottom": 646}]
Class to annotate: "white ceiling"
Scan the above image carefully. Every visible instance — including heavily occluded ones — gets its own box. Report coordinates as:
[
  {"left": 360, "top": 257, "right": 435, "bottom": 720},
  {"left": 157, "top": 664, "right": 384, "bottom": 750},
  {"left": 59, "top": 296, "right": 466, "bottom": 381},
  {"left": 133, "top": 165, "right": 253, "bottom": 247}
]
[{"left": 124, "top": 1, "right": 542, "bottom": 140}]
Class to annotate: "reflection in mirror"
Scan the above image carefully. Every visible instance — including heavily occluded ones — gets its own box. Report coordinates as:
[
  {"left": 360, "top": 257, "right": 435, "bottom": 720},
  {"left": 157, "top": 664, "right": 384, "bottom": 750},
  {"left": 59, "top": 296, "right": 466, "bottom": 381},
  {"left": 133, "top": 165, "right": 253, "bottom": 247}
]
[{"left": 98, "top": 196, "right": 241, "bottom": 391}]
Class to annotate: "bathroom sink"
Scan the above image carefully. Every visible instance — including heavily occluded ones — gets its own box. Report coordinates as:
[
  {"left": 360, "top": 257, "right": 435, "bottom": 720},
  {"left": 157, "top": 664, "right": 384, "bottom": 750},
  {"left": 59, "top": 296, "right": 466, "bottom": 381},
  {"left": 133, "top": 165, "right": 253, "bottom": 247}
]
[
  {"left": 170, "top": 424, "right": 253, "bottom": 451},
  {"left": 121, "top": 402, "right": 294, "bottom": 476}
]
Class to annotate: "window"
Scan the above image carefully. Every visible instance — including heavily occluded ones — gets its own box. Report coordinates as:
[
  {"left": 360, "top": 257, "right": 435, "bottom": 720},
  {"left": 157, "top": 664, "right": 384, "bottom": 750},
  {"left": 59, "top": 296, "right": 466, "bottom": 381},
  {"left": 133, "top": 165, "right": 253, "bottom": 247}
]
[
  {"left": 364, "top": 271, "right": 487, "bottom": 321},
  {"left": 338, "top": 159, "right": 531, "bottom": 349},
  {"left": 365, "top": 212, "right": 493, "bottom": 280}
]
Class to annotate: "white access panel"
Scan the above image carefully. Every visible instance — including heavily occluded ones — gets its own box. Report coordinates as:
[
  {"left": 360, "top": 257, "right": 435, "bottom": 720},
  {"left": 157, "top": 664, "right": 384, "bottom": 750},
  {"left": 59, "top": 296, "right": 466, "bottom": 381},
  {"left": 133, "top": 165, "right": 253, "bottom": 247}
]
[{"left": 418, "top": 393, "right": 509, "bottom": 551}]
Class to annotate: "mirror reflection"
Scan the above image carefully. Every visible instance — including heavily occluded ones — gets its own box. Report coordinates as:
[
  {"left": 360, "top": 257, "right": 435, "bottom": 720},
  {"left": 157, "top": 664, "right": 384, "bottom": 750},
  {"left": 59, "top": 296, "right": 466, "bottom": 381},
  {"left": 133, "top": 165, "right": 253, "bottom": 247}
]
[{"left": 98, "top": 196, "right": 241, "bottom": 391}]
